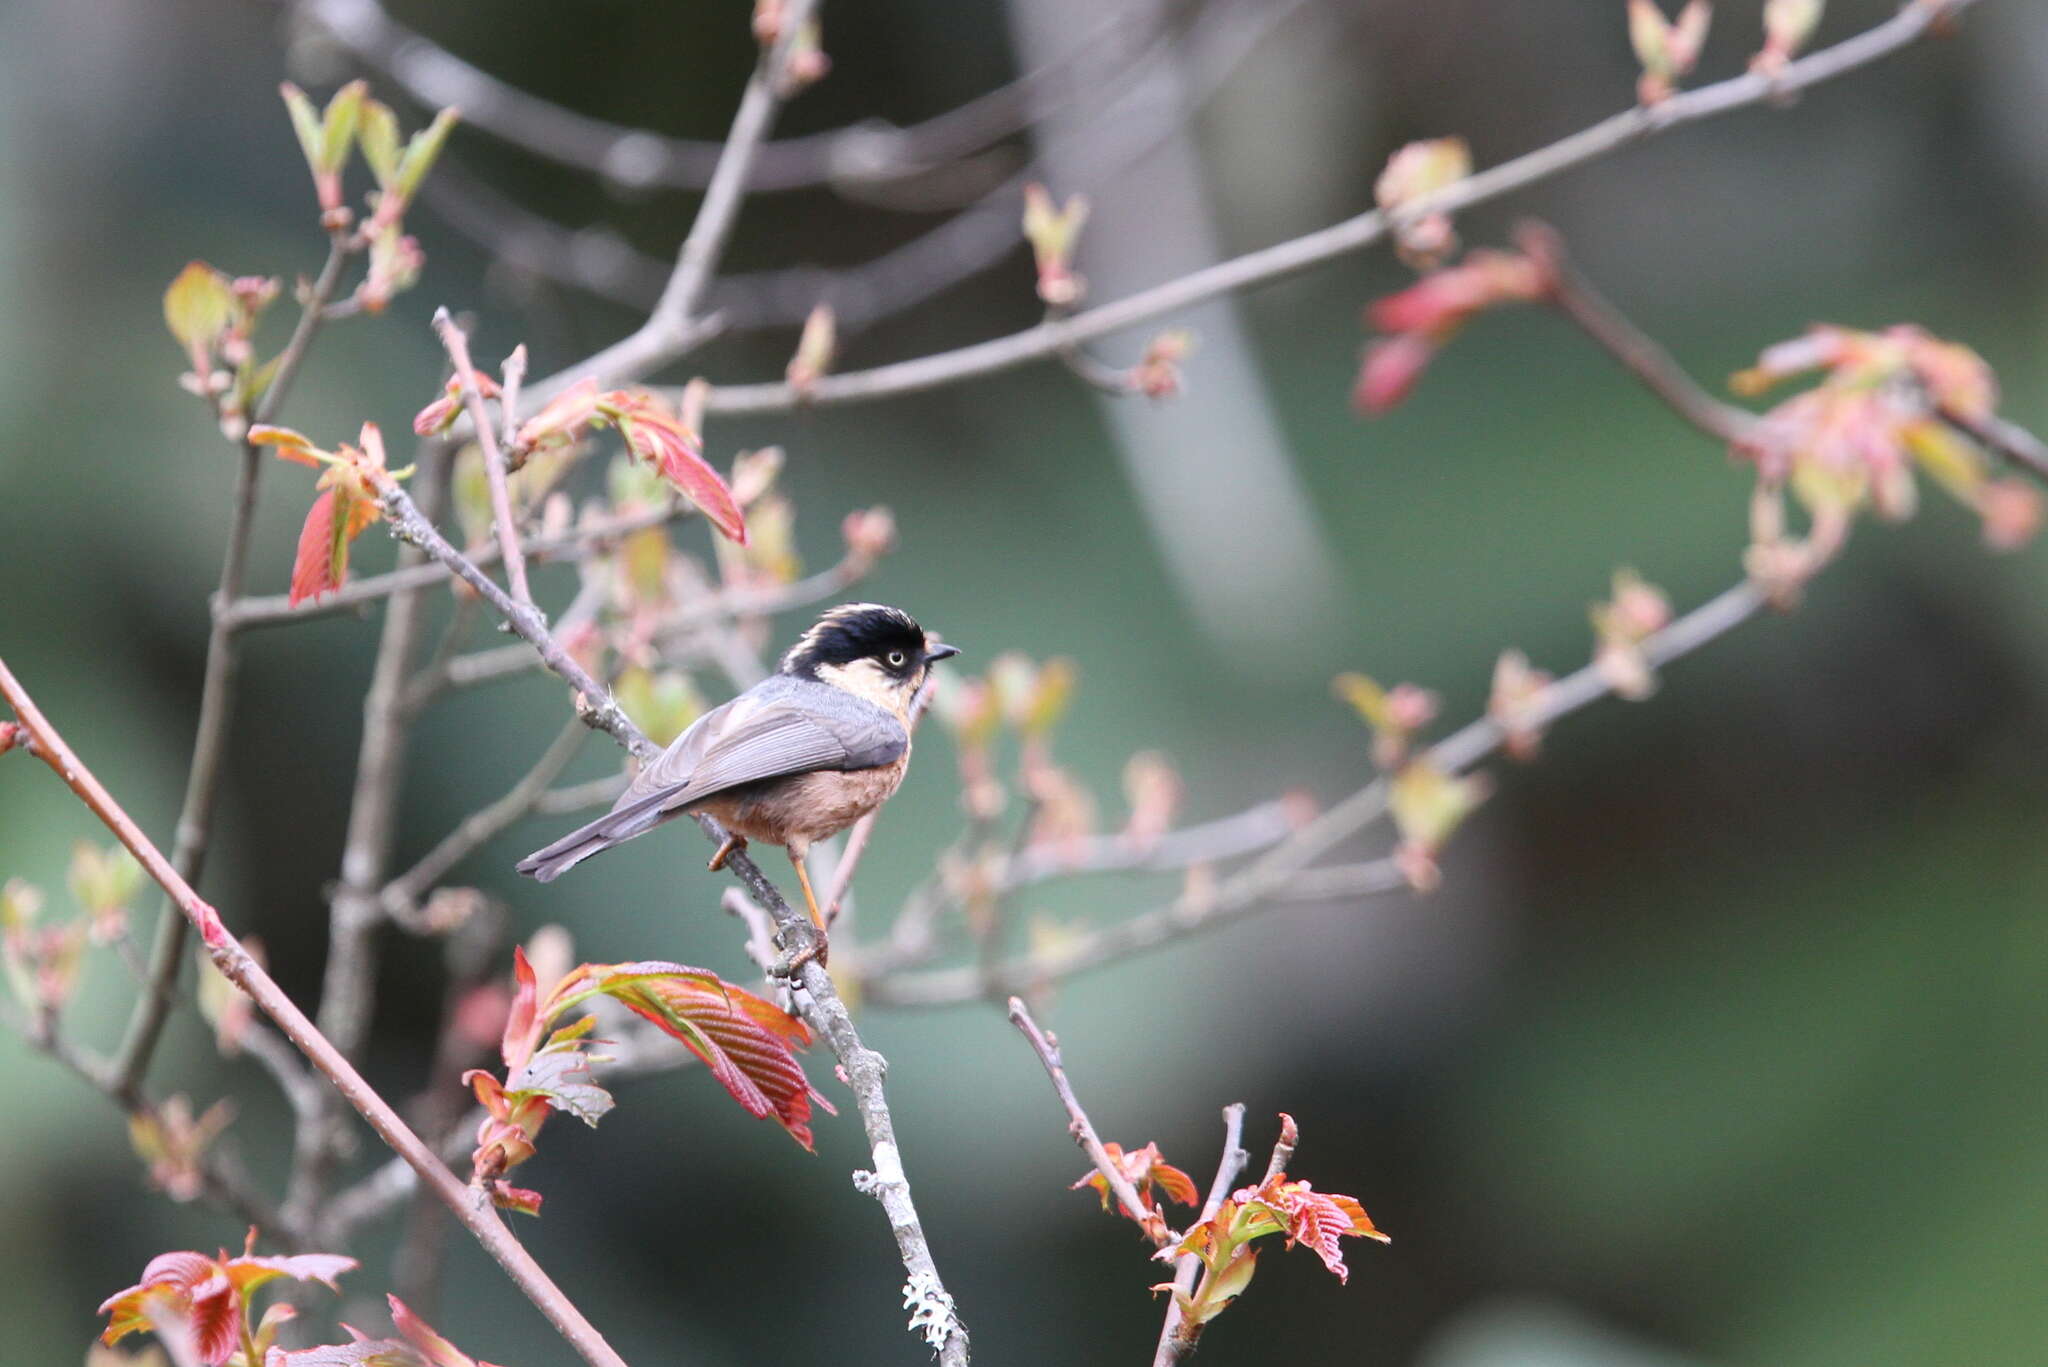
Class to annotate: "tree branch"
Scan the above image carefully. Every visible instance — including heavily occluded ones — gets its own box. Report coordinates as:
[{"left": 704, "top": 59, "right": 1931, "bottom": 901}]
[
  {"left": 112, "top": 231, "right": 357, "bottom": 1098},
  {"left": 223, "top": 497, "right": 688, "bottom": 629},
  {"left": 1008, "top": 997, "right": 1172, "bottom": 1246},
  {"left": 293, "top": 0, "right": 1163, "bottom": 194},
  {"left": 692, "top": 0, "right": 1981, "bottom": 416},
  {"left": 379, "top": 714, "right": 588, "bottom": 921},
  {"left": 1152, "top": 1103, "right": 1248, "bottom": 1367},
  {"left": 867, "top": 580, "right": 1774, "bottom": 1007},
  {"left": 1517, "top": 221, "right": 1761, "bottom": 444},
  {"left": 432, "top": 309, "right": 532, "bottom": 605},
  {"left": 0, "top": 655, "right": 636, "bottom": 1367},
  {"left": 520, "top": 0, "right": 822, "bottom": 410}
]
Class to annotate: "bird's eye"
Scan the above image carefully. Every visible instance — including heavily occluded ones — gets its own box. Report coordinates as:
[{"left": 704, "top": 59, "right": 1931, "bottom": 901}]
[{"left": 886, "top": 650, "right": 908, "bottom": 668}]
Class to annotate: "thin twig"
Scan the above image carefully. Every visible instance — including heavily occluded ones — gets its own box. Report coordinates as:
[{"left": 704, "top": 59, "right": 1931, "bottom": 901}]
[
  {"left": 498, "top": 344, "right": 528, "bottom": 452},
  {"left": 0, "top": 1004, "right": 292, "bottom": 1238},
  {"left": 1152, "top": 1103, "right": 1248, "bottom": 1367},
  {"left": 380, "top": 715, "right": 589, "bottom": 920},
  {"left": 440, "top": 552, "right": 875, "bottom": 693},
  {"left": 224, "top": 498, "right": 688, "bottom": 628},
  {"left": 112, "top": 231, "right": 357, "bottom": 1098},
  {"left": 1007, "top": 997, "right": 1171, "bottom": 1247},
  {"left": 0, "top": 656, "right": 635, "bottom": 1367},
  {"left": 294, "top": 0, "right": 1161, "bottom": 194},
  {"left": 520, "top": 0, "right": 823, "bottom": 411},
  {"left": 868, "top": 580, "right": 1774, "bottom": 1006},
  {"left": 694, "top": 0, "right": 1980, "bottom": 416},
  {"left": 1518, "top": 221, "right": 1760, "bottom": 444},
  {"left": 432, "top": 308, "right": 532, "bottom": 605},
  {"left": 1944, "top": 409, "right": 2048, "bottom": 484}
]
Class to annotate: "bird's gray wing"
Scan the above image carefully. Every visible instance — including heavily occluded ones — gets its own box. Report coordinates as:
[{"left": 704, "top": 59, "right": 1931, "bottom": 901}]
[
  {"left": 620, "top": 684, "right": 907, "bottom": 812},
  {"left": 515, "top": 680, "right": 905, "bottom": 882}
]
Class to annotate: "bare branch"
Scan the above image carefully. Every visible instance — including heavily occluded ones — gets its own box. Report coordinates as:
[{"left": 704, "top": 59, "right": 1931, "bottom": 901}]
[
  {"left": 381, "top": 715, "right": 589, "bottom": 921},
  {"left": 224, "top": 497, "right": 687, "bottom": 629},
  {"left": 435, "top": 551, "right": 876, "bottom": 694},
  {"left": 1152, "top": 1103, "right": 1248, "bottom": 1367},
  {"left": 521, "top": 0, "right": 823, "bottom": 410},
  {"left": 694, "top": 1, "right": 1981, "bottom": 416},
  {"left": 112, "top": 231, "right": 358, "bottom": 1098},
  {"left": 294, "top": 0, "right": 1160, "bottom": 194},
  {"left": 432, "top": 308, "right": 532, "bottom": 605},
  {"left": 1517, "top": 221, "right": 1761, "bottom": 444},
  {"left": 423, "top": 0, "right": 1303, "bottom": 335},
  {"left": 1944, "top": 409, "right": 2048, "bottom": 485},
  {"left": 0, "top": 656, "right": 636, "bottom": 1367},
  {"left": 869, "top": 579, "right": 1776, "bottom": 1007},
  {"left": 1008, "top": 997, "right": 1172, "bottom": 1246}
]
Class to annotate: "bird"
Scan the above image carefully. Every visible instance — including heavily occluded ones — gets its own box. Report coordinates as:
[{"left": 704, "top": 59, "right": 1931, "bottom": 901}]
[{"left": 514, "top": 603, "right": 959, "bottom": 941}]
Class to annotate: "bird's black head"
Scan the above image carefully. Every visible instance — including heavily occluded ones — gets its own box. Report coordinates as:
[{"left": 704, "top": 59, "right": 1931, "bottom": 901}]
[{"left": 780, "top": 603, "right": 960, "bottom": 688}]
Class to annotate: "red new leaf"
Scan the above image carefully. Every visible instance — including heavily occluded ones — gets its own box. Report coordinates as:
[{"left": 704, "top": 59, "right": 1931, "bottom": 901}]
[
  {"left": 290, "top": 489, "right": 343, "bottom": 605},
  {"left": 586, "top": 965, "right": 822, "bottom": 1148}
]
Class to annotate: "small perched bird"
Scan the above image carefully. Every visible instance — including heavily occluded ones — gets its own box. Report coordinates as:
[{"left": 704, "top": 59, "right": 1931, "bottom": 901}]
[{"left": 515, "top": 604, "right": 958, "bottom": 937}]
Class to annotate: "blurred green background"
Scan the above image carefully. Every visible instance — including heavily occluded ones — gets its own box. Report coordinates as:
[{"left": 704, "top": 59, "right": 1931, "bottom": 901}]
[{"left": 3, "top": 1, "right": 2046, "bottom": 1364}]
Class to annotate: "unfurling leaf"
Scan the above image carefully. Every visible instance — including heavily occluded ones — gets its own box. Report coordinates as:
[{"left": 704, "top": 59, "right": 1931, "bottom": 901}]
[
  {"left": 1629, "top": 0, "right": 1712, "bottom": 103},
  {"left": 1753, "top": 0, "right": 1824, "bottom": 76},
  {"left": 1333, "top": 672, "right": 1439, "bottom": 769},
  {"left": 99, "top": 1234, "right": 356, "bottom": 1367},
  {"left": 290, "top": 489, "right": 352, "bottom": 606},
  {"left": 163, "top": 262, "right": 236, "bottom": 365},
  {"left": 1389, "top": 760, "right": 1489, "bottom": 891},
  {"left": 1073, "top": 1140, "right": 1199, "bottom": 1241},
  {"left": 1356, "top": 251, "right": 1549, "bottom": 413},
  {"left": 605, "top": 390, "right": 747, "bottom": 544},
  {"left": 1488, "top": 649, "right": 1554, "bottom": 761},
  {"left": 582, "top": 965, "right": 825, "bottom": 1148},
  {"left": 128, "top": 1095, "right": 234, "bottom": 1203},
  {"left": 1164, "top": 1117, "right": 1387, "bottom": 1339},
  {"left": 1374, "top": 137, "right": 1472, "bottom": 269},
  {"left": 1023, "top": 183, "right": 1089, "bottom": 307},
  {"left": 785, "top": 303, "right": 837, "bottom": 396},
  {"left": 264, "top": 1293, "right": 499, "bottom": 1367},
  {"left": 1589, "top": 568, "right": 1671, "bottom": 700}
]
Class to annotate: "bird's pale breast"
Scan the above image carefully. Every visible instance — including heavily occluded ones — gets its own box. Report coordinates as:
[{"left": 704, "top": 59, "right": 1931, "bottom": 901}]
[{"left": 693, "top": 751, "right": 910, "bottom": 846}]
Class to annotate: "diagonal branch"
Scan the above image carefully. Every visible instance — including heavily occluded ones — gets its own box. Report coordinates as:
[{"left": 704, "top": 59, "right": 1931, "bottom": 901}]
[
  {"left": 1008, "top": 997, "right": 1173, "bottom": 1247},
  {"left": 293, "top": 0, "right": 1163, "bottom": 194},
  {"left": 519, "top": 0, "right": 823, "bottom": 410},
  {"left": 432, "top": 309, "right": 532, "bottom": 605},
  {"left": 693, "top": 0, "right": 1981, "bottom": 416},
  {"left": 867, "top": 580, "right": 1773, "bottom": 1007},
  {"left": 1152, "top": 1104, "right": 1248, "bottom": 1367},
  {"left": 0, "top": 655, "right": 635, "bottom": 1367}
]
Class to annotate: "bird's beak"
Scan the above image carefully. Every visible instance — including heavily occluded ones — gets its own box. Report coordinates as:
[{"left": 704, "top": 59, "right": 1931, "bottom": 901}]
[{"left": 926, "top": 643, "right": 961, "bottom": 663}]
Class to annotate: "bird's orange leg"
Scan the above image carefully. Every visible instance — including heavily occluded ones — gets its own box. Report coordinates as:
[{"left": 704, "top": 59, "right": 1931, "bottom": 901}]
[
  {"left": 707, "top": 832, "right": 748, "bottom": 872},
  {"left": 788, "top": 849, "right": 826, "bottom": 930}
]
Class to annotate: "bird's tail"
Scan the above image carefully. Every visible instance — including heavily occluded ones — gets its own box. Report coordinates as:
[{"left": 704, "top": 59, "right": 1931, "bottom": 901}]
[{"left": 513, "top": 790, "right": 676, "bottom": 882}]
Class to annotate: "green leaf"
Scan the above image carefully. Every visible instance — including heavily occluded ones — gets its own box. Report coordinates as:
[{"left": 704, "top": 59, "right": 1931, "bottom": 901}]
[
  {"left": 393, "top": 107, "right": 460, "bottom": 201},
  {"left": 357, "top": 99, "right": 401, "bottom": 186},
  {"left": 319, "top": 80, "right": 367, "bottom": 174},
  {"left": 280, "top": 83, "right": 324, "bottom": 174},
  {"left": 163, "top": 262, "right": 234, "bottom": 353}
]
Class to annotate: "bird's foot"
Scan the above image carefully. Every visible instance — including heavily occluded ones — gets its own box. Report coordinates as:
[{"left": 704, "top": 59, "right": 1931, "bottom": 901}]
[
  {"left": 770, "top": 918, "right": 830, "bottom": 979},
  {"left": 707, "top": 833, "right": 748, "bottom": 872}
]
